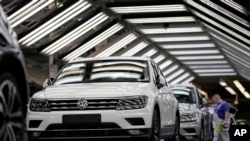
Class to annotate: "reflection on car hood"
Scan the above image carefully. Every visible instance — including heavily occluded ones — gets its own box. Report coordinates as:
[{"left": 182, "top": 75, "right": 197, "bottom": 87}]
[
  {"left": 179, "top": 103, "right": 197, "bottom": 112},
  {"left": 32, "top": 83, "right": 150, "bottom": 99}
]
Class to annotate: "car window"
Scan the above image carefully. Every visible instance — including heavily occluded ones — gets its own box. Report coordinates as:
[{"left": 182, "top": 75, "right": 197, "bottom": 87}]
[
  {"left": 172, "top": 88, "right": 196, "bottom": 103},
  {"left": 54, "top": 60, "right": 149, "bottom": 85}
]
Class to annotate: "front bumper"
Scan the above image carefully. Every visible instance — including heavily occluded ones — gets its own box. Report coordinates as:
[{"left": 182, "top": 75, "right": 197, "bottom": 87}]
[
  {"left": 27, "top": 108, "right": 152, "bottom": 139},
  {"left": 179, "top": 121, "right": 201, "bottom": 140}
]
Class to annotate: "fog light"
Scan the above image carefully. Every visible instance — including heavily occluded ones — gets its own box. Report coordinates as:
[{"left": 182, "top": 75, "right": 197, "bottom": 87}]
[
  {"left": 128, "top": 130, "right": 142, "bottom": 135},
  {"left": 32, "top": 132, "right": 41, "bottom": 137}
]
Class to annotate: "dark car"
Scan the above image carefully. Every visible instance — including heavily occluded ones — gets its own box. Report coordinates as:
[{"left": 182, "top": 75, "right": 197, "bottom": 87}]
[{"left": 0, "top": 5, "right": 29, "bottom": 141}]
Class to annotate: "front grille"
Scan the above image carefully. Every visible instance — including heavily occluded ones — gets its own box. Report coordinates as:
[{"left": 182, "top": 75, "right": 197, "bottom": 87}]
[{"left": 48, "top": 99, "right": 119, "bottom": 111}]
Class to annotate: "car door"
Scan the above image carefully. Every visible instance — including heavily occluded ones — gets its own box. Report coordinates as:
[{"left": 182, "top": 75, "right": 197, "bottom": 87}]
[{"left": 152, "top": 62, "right": 173, "bottom": 126}]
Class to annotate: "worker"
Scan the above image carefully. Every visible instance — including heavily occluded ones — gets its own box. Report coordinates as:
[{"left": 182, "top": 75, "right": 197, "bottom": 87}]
[{"left": 212, "top": 94, "right": 230, "bottom": 141}]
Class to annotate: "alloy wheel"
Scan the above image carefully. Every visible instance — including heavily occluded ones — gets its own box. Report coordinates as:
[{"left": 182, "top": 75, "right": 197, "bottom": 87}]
[{"left": 0, "top": 75, "right": 24, "bottom": 141}]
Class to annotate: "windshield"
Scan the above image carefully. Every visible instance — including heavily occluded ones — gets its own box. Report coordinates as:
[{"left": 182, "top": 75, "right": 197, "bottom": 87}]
[
  {"left": 172, "top": 88, "right": 196, "bottom": 103},
  {"left": 53, "top": 60, "right": 149, "bottom": 85}
]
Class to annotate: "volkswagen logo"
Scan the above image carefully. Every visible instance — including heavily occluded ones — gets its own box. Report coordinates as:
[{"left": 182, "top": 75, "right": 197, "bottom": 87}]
[{"left": 77, "top": 98, "right": 88, "bottom": 110}]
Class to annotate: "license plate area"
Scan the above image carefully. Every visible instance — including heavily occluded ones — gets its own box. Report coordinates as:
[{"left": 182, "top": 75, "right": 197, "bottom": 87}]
[{"left": 63, "top": 114, "right": 101, "bottom": 124}]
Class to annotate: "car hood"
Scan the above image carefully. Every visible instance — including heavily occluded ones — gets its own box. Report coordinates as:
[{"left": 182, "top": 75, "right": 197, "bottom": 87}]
[
  {"left": 178, "top": 103, "right": 198, "bottom": 112},
  {"left": 32, "top": 82, "right": 150, "bottom": 99}
]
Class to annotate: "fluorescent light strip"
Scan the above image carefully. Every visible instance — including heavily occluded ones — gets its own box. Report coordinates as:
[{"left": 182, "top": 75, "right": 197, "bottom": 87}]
[
  {"left": 177, "top": 55, "right": 224, "bottom": 60},
  {"left": 122, "top": 42, "right": 148, "bottom": 56},
  {"left": 184, "top": 61, "right": 228, "bottom": 65},
  {"left": 194, "top": 69, "right": 235, "bottom": 73},
  {"left": 10, "top": 0, "right": 54, "bottom": 28},
  {"left": 193, "top": 12, "right": 250, "bottom": 44},
  {"left": 160, "top": 60, "right": 173, "bottom": 70},
  {"left": 189, "top": 65, "right": 231, "bottom": 69},
  {"left": 180, "top": 76, "right": 195, "bottom": 84},
  {"left": 225, "top": 87, "right": 236, "bottom": 95},
  {"left": 139, "top": 27, "right": 203, "bottom": 34},
  {"left": 170, "top": 72, "right": 190, "bottom": 84},
  {"left": 220, "top": 0, "right": 246, "bottom": 14},
  {"left": 161, "top": 43, "right": 215, "bottom": 49},
  {"left": 169, "top": 50, "right": 220, "bottom": 55},
  {"left": 151, "top": 36, "right": 210, "bottom": 42},
  {"left": 8, "top": 0, "right": 38, "bottom": 20},
  {"left": 200, "top": 0, "right": 249, "bottom": 27},
  {"left": 127, "top": 16, "right": 195, "bottom": 23},
  {"left": 198, "top": 73, "right": 237, "bottom": 76},
  {"left": 233, "top": 80, "right": 250, "bottom": 99},
  {"left": 63, "top": 23, "right": 124, "bottom": 61},
  {"left": 184, "top": 0, "right": 250, "bottom": 36},
  {"left": 141, "top": 48, "right": 158, "bottom": 57},
  {"left": 206, "top": 25, "right": 250, "bottom": 54},
  {"left": 154, "top": 55, "right": 165, "bottom": 63},
  {"left": 219, "top": 79, "right": 227, "bottom": 86},
  {"left": 167, "top": 69, "right": 185, "bottom": 82},
  {"left": 20, "top": 1, "right": 91, "bottom": 46},
  {"left": 110, "top": 4, "right": 187, "bottom": 13},
  {"left": 96, "top": 34, "right": 137, "bottom": 57},
  {"left": 163, "top": 64, "right": 178, "bottom": 76},
  {"left": 42, "top": 13, "right": 109, "bottom": 55},
  {"left": 222, "top": 48, "right": 250, "bottom": 66}
]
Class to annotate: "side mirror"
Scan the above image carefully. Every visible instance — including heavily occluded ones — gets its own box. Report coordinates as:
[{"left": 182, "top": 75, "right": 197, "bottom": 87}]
[
  {"left": 201, "top": 98, "right": 207, "bottom": 107},
  {"left": 43, "top": 78, "right": 54, "bottom": 89},
  {"left": 156, "top": 75, "right": 164, "bottom": 89}
]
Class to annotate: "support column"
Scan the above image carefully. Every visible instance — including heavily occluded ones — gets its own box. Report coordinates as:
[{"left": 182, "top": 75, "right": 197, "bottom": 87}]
[{"left": 49, "top": 55, "right": 58, "bottom": 78}]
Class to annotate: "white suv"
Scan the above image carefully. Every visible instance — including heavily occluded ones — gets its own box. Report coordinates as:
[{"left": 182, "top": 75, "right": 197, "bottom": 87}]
[{"left": 26, "top": 57, "right": 179, "bottom": 141}]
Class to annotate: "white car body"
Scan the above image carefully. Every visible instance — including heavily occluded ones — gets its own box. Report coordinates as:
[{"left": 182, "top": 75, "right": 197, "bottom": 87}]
[
  {"left": 26, "top": 57, "right": 179, "bottom": 140},
  {"left": 171, "top": 84, "right": 213, "bottom": 141}
]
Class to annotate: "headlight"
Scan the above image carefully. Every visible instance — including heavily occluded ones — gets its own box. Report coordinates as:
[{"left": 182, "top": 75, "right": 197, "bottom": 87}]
[
  {"left": 30, "top": 99, "right": 50, "bottom": 112},
  {"left": 116, "top": 95, "right": 148, "bottom": 110},
  {"left": 180, "top": 112, "right": 196, "bottom": 122}
]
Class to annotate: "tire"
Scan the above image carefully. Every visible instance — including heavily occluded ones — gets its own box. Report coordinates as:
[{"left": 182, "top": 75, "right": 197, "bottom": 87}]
[
  {"left": 0, "top": 72, "right": 26, "bottom": 141},
  {"left": 167, "top": 114, "right": 180, "bottom": 141},
  {"left": 199, "top": 124, "right": 204, "bottom": 141},
  {"left": 148, "top": 109, "right": 160, "bottom": 141}
]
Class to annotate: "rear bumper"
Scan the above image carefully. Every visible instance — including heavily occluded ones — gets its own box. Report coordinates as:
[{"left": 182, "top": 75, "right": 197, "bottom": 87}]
[{"left": 28, "top": 128, "right": 151, "bottom": 140}]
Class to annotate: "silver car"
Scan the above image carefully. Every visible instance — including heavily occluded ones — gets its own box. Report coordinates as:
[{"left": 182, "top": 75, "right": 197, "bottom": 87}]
[{"left": 171, "top": 84, "right": 213, "bottom": 141}]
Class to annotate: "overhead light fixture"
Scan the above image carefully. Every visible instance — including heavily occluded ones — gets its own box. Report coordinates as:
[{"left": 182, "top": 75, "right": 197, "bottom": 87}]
[
  {"left": 219, "top": 79, "right": 227, "bottom": 87},
  {"left": 141, "top": 48, "right": 158, "bottom": 57},
  {"left": 163, "top": 64, "right": 178, "bottom": 76},
  {"left": 193, "top": 12, "right": 250, "bottom": 45},
  {"left": 167, "top": 69, "right": 185, "bottom": 82},
  {"left": 122, "top": 42, "right": 148, "bottom": 56},
  {"left": 184, "top": 0, "right": 250, "bottom": 37},
  {"left": 177, "top": 55, "right": 224, "bottom": 60},
  {"left": 189, "top": 65, "right": 231, "bottom": 69},
  {"left": 194, "top": 69, "right": 235, "bottom": 73},
  {"left": 96, "top": 34, "right": 137, "bottom": 57},
  {"left": 159, "top": 60, "right": 173, "bottom": 70},
  {"left": 200, "top": 0, "right": 249, "bottom": 27},
  {"left": 233, "top": 80, "right": 250, "bottom": 99},
  {"left": 8, "top": 0, "right": 54, "bottom": 28},
  {"left": 151, "top": 36, "right": 210, "bottom": 42},
  {"left": 63, "top": 23, "right": 124, "bottom": 61},
  {"left": 154, "top": 55, "right": 165, "bottom": 63},
  {"left": 126, "top": 16, "right": 195, "bottom": 24},
  {"left": 19, "top": 0, "right": 91, "bottom": 46},
  {"left": 170, "top": 72, "right": 190, "bottom": 85},
  {"left": 161, "top": 42, "right": 215, "bottom": 49},
  {"left": 183, "top": 60, "right": 228, "bottom": 65},
  {"left": 220, "top": 0, "right": 247, "bottom": 15},
  {"left": 169, "top": 50, "right": 220, "bottom": 55},
  {"left": 198, "top": 73, "right": 237, "bottom": 76},
  {"left": 42, "top": 13, "right": 109, "bottom": 55},
  {"left": 139, "top": 27, "right": 203, "bottom": 34},
  {"left": 110, "top": 4, "right": 187, "bottom": 13},
  {"left": 180, "top": 76, "right": 195, "bottom": 84},
  {"left": 225, "top": 87, "right": 237, "bottom": 95},
  {"left": 206, "top": 24, "right": 250, "bottom": 55}
]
